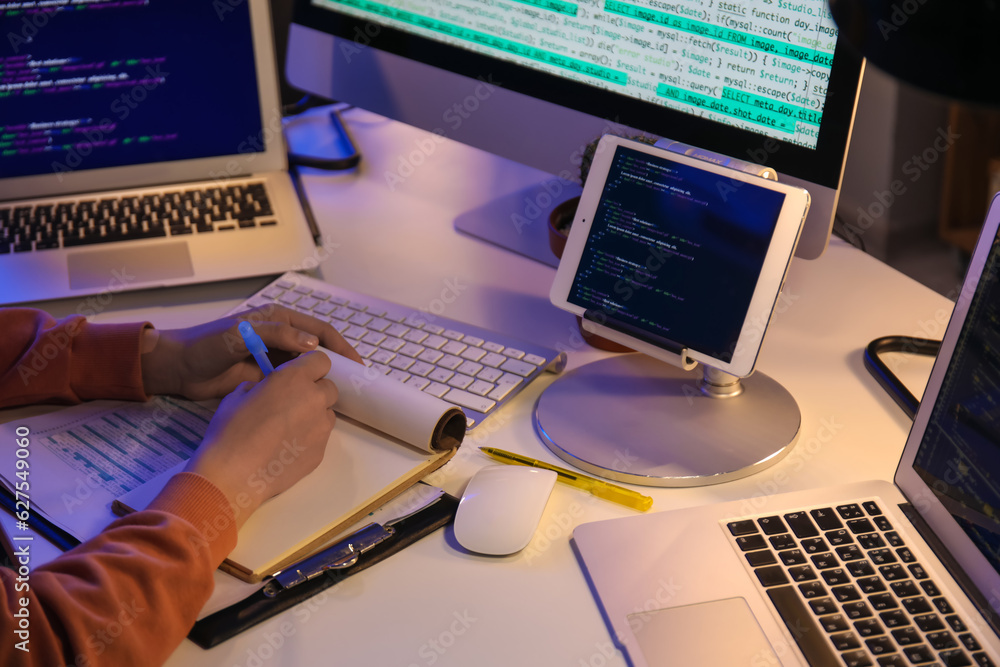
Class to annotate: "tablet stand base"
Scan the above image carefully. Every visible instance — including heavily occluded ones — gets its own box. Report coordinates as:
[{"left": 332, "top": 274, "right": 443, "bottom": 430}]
[{"left": 533, "top": 354, "right": 801, "bottom": 487}]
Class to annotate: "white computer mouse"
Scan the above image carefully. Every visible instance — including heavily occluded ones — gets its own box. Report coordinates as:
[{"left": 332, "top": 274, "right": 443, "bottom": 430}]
[{"left": 454, "top": 465, "right": 557, "bottom": 556}]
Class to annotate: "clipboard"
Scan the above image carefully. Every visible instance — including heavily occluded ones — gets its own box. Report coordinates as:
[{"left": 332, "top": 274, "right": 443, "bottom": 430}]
[{"left": 188, "top": 491, "right": 459, "bottom": 648}]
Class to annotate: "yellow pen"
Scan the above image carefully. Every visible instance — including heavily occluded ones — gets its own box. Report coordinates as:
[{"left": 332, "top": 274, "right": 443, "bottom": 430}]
[{"left": 479, "top": 447, "right": 653, "bottom": 512}]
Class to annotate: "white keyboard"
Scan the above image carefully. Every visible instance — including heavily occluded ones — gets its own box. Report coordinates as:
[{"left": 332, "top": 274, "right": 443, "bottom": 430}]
[{"left": 241, "top": 273, "right": 567, "bottom": 429}]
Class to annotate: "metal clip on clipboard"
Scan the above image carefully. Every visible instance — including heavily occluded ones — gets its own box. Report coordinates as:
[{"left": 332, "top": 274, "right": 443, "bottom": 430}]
[{"left": 262, "top": 523, "right": 395, "bottom": 597}]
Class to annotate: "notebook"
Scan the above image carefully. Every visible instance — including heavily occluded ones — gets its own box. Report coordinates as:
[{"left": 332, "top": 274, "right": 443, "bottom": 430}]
[
  {"left": 0, "top": 0, "right": 315, "bottom": 304},
  {"left": 573, "top": 195, "right": 1000, "bottom": 666}
]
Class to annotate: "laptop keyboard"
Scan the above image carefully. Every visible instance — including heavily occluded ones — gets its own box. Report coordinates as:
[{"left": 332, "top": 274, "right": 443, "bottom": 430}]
[
  {"left": 0, "top": 181, "right": 275, "bottom": 253},
  {"left": 239, "top": 273, "right": 567, "bottom": 429},
  {"left": 727, "top": 500, "right": 995, "bottom": 667}
]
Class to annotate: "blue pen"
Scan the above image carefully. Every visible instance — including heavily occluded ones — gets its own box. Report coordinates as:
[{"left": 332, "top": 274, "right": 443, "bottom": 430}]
[{"left": 238, "top": 321, "right": 274, "bottom": 376}]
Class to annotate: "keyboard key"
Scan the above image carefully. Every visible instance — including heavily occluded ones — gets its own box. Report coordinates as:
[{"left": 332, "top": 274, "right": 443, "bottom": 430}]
[
  {"left": 441, "top": 388, "right": 496, "bottom": 414},
  {"left": 387, "top": 369, "right": 410, "bottom": 383},
  {"left": 428, "top": 368, "right": 454, "bottom": 383},
  {"left": 901, "top": 645, "right": 934, "bottom": 664},
  {"left": 480, "top": 352, "right": 507, "bottom": 368},
  {"left": 757, "top": 516, "right": 787, "bottom": 535},
  {"left": 737, "top": 534, "right": 767, "bottom": 552},
  {"left": 820, "top": 613, "right": 848, "bottom": 632},
  {"left": 467, "top": 380, "right": 494, "bottom": 396},
  {"left": 499, "top": 358, "right": 537, "bottom": 377},
  {"left": 843, "top": 561, "right": 876, "bottom": 579},
  {"left": 901, "top": 597, "right": 932, "bottom": 615},
  {"left": 753, "top": 565, "right": 788, "bottom": 588},
  {"left": 438, "top": 355, "right": 463, "bottom": 370},
  {"left": 826, "top": 529, "right": 853, "bottom": 546},
  {"left": 745, "top": 551, "right": 777, "bottom": 567},
  {"left": 463, "top": 335, "right": 484, "bottom": 347},
  {"left": 381, "top": 337, "right": 406, "bottom": 352},
  {"left": 799, "top": 581, "right": 826, "bottom": 598},
  {"left": 784, "top": 512, "right": 819, "bottom": 538},
  {"left": 403, "top": 329, "right": 428, "bottom": 344},
  {"left": 487, "top": 381, "right": 521, "bottom": 402},
  {"left": 843, "top": 602, "right": 872, "bottom": 619},
  {"left": 441, "top": 340, "right": 467, "bottom": 355},
  {"left": 864, "top": 636, "right": 894, "bottom": 654},
  {"left": 447, "top": 374, "right": 474, "bottom": 390},
  {"left": 862, "top": 501, "right": 882, "bottom": 516},
  {"left": 477, "top": 367, "right": 503, "bottom": 383},
  {"left": 423, "top": 382, "right": 450, "bottom": 398},
  {"left": 766, "top": 587, "right": 841, "bottom": 664},
  {"left": 482, "top": 341, "right": 504, "bottom": 353},
  {"left": 457, "top": 360, "right": 484, "bottom": 376},
  {"left": 779, "top": 549, "right": 807, "bottom": 565},
  {"left": 858, "top": 577, "right": 887, "bottom": 594},
  {"left": 832, "top": 584, "right": 861, "bottom": 602},
  {"left": 769, "top": 534, "right": 797, "bottom": 550},
  {"left": 927, "top": 631, "right": 958, "bottom": 650},
  {"left": 418, "top": 349, "right": 445, "bottom": 364},
  {"left": 502, "top": 348, "right": 525, "bottom": 359},
  {"left": 847, "top": 518, "right": 876, "bottom": 534},
  {"left": 809, "top": 597, "right": 837, "bottom": 615},
  {"left": 523, "top": 353, "right": 546, "bottom": 366},
  {"left": 822, "top": 569, "right": 850, "bottom": 586},
  {"left": 869, "top": 594, "right": 897, "bottom": 612},
  {"left": 831, "top": 632, "right": 861, "bottom": 651},
  {"left": 389, "top": 356, "right": 415, "bottom": 371},
  {"left": 854, "top": 619, "right": 884, "bottom": 637},
  {"left": 811, "top": 508, "right": 843, "bottom": 530},
  {"left": 945, "top": 615, "right": 967, "bottom": 633},
  {"left": 405, "top": 376, "right": 430, "bottom": 391},
  {"left": 879, "top": 610, "right": 909, "bottom": 629},
  {"left": 837, "top": 504, "right": 865, "bottom": 519},
  {"left": 408, "top": 361, "right": 435, "bottom": 377},
  {"left": 841, "top": 650, "right": 872, "bottom": 667},
  {"left": 423, "top": 334, "right": 448, "bottom": 349},
  {"left": 913, "top": 613, "right": 944, "bottom": 632},
  {"left": 890, "top": 628, "right": 920, "bottom": 646}
]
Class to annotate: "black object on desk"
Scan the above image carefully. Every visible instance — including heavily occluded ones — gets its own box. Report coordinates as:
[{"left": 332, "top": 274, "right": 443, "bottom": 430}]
[
  {"left": 188, "top": 491, "right": 459, "bottom": 648},
  {"left": 0, "top": 484, "right": 81, "bottom": 553},
  {"left": 863, "top": 335, "right": 942, "bottom": 420}
]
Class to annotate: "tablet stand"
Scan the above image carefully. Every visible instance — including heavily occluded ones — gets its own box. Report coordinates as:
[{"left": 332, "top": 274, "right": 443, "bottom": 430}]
[
  {"left": 535, "top": 140, "right": 799, "bottom": 487},
  {"left": 533, "top": 355, "right": 801, "bottom": 487}
]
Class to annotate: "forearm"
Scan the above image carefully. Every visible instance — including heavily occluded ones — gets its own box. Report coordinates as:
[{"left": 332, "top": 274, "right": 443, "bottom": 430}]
[
  {"left": 0, "top": 309, "right": 150, "bottom": 408},
  {"left": 0, "top": 473, "right": 236, "bottom": 666}
]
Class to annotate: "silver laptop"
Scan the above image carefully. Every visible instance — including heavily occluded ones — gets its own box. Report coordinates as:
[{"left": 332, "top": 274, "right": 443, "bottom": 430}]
[
  {"left": 574, "top": 197, "right": 1000, "bottom": 666},
  {"left": 0, "top": 0, "right": 316, "bottom": 305}
]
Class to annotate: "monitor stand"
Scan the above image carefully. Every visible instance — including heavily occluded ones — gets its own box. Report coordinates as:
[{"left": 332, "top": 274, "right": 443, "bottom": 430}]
[{"left": 533, "top": 354, "right": 800, "bottom": 487}]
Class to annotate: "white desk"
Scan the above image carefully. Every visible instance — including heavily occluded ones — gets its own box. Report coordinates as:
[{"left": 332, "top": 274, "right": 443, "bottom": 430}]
[{"left": 7, "top": 109, "right": 953, "bottom": 666}]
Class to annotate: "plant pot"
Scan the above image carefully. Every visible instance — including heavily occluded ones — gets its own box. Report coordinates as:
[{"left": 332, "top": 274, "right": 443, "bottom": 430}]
[{"left": 548, "top": 196, "right": 632, "bottom": 354}]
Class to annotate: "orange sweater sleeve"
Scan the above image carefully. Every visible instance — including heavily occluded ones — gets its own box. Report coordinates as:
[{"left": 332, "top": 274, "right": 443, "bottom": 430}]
[
  {"left": 0, "top": 473, "right": 237, "bottom": 666},
  {"left": 0, "top": 309, "right": 238, "bottom": 664},
  {"left": 0, "top": 308, "right": 149, "bottom": 408}
]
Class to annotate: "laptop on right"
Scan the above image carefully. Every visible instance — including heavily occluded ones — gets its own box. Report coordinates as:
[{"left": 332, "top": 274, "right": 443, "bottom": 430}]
[{"left": 573, "top": 196, "right": 1000, "bottom": 667}]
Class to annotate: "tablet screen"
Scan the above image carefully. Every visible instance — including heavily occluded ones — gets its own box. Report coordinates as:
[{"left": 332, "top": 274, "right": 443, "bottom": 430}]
[{"left": 566, "top": 145, "right": 787, "bottom": 364}]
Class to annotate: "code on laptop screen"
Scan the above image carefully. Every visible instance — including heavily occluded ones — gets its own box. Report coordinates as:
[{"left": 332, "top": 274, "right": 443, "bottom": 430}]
[
  {"left": 915, "top": 234, "right": 1000, "bottom": 574},
  {"left": 1, "top": 0, "right": 264, "bottom": 180}
]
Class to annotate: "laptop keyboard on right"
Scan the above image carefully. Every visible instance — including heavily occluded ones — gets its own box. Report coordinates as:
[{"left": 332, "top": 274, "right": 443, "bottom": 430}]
[{"left": 727, "top": 500, "right": 994, "bottom": 667}]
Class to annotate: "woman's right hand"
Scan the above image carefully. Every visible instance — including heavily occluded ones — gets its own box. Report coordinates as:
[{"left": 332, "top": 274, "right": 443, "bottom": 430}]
[{"left": 183, "top": 351, "right": 338, "bottom": 529}]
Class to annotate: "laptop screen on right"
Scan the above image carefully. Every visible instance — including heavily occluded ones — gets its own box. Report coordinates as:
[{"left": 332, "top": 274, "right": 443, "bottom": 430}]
[{"left": 912, "top": 233, "right": 1000, "bottom": 575}]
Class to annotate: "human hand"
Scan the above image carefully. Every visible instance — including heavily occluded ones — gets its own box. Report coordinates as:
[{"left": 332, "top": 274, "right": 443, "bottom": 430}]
[
  {"left": 183, "top": 351, "right": 338, "bottom": 527},
  {"left": 140, "top": 304, "right": 362, "bottom": 400}
]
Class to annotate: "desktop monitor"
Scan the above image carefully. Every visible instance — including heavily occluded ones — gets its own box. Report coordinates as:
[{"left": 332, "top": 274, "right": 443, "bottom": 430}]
[{"left": 285, "top": 0, "right": 864, "bottom": 259}]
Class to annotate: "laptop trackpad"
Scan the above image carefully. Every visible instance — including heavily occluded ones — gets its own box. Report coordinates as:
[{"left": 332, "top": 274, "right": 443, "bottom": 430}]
[
  {"left": 67, "top": 242, "right": 194, "bottom": 290},
  {"left": 628, "top": 598, "right": 780, "bottom": 666}
]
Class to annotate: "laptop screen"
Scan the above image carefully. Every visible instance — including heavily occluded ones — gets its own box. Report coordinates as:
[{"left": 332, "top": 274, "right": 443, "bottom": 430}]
[
  {"left": 1, "top": 0, "right": 264, "bottom": 180},
  {"left": 911, "top": 232, "right": 1000, "bottom": 576}
]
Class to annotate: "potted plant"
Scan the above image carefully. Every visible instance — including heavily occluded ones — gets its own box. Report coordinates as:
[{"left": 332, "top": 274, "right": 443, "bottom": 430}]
[{"left": 548, "top": 134, "right": 657, "bottom": 352}]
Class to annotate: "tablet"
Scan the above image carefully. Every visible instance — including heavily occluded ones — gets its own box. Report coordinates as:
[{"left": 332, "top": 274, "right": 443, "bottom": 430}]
[{"left": 549, "top": 136, "right": 810, "bottom": 378}]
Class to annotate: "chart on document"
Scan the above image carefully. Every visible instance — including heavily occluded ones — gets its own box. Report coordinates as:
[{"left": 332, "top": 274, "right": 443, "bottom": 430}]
[{"left": 39, "top": 397, "right": 212, "bottom": 496}]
